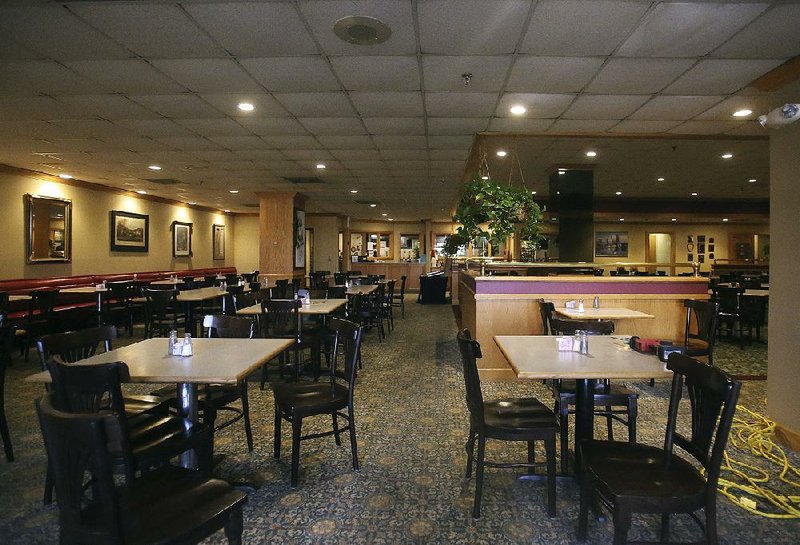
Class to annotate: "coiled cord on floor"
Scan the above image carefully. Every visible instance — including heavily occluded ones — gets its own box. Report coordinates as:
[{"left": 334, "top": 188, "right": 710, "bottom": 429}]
[{"left": 716, "top": 405, "right": 800, "bottom": 518}]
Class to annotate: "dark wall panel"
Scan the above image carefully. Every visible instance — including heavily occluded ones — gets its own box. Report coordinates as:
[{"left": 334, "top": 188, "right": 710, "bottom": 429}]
[{"left": 550, "top": 170, "right": 594, "bottom": 262}]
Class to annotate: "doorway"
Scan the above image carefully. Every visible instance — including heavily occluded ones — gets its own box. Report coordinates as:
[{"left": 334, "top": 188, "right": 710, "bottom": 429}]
[{"left": 646, "top": 232, "right": 675, "bottom": 275}]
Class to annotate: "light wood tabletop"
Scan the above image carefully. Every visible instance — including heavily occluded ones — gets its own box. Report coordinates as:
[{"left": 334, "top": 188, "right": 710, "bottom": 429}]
[
  {"left": 176, "top": 286, "right": 229, "bottom": 302},
  {"left": 743, "top": 289, "right": 769, "bottom": 297},
  {"left": 237, "top": 298, "right": 347, "bottom": 316},
  {"left": 61, "top": 286, "right": 108, "bottom": 294},
  {"left": 8, "top": 294, "right": 32, "bottom": 301},
  {"left": 337, "top": 284, "right": 378, "bottom": 295},
  {"left": 554, "top": 307, "right": 655, "bottom": 320}
]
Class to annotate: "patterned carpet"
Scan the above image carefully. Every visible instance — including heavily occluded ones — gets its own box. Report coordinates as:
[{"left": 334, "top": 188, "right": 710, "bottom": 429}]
[{"left": 0, "top": 300, "right": 797, "bottom": 544}]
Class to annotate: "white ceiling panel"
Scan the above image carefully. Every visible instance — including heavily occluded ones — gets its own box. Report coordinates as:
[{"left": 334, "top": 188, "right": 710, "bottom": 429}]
[
  {"left": 380, "top": 150, "right": 429, "bottom": 160},
  {"left": 562, "top": 95, "right": 650, "bottom": 120},
  {"left": 713, "top": 4, "right": 800, "bottom": 59},
  {"left": 0, "top": 96, "right": 80, "bottom": 120},
  {"left": 57, "top": 95, "right": 161, "bottom": 120},
  {"left": 299, "top": 0, "right": 416, "bottom": 56},
  {"left": 240, "top": 57, "right": 340, "bottom": 92},
  {"left": 65, "top": 60, "right": 187, "bottom": 94},
  {"left": 331, "top": 56, "right": 419, "bottom": 91},
  {"left": 233, "top": 150, "right": 287, "bottom": 161},
  {"left": 49, "top": 119, "right": 133, "bottom": 139},
  {"left": 496, "top": 93, "right": 576, "bottom": 118},
  {"left": 155, "top": 137, "right": 221, "bottom": 151},
  {"left": 487, "top": 118, "right": 555, "bottom": 133},
  {"left": 548, "top": 119, "right": 620, "bottom": 132},
  {"left": 151, "top": 59, "right": 262, "bottom": 94},
  {"left": 372, "top": 136, "right": 428, "bottom": 149},
  {"left": 350, "top": 92, "right": 424, "bottom": 116},
  {"left": 430, "top": 149, "right": 469, "bottom": 161},
  {"left": 200, "top": 94, "right": 289, "bottom": 118},
  {"left": 115, "top": 119, "right": 197, "bottom": 138},
  {"left": 331, "top": 149, "right": 382, "bottom": 161},
  {"left": 0, "top": 61, "right": 109, "bottom": 95},
  {"left": 418, "top": 0, "right": 530, "bottom": 54},
  {"left": 260, "top": 136, "right": 322, "bottom": 150},
  {"left": 663, "top": 59, "right": 784, "bottom": 95},
  {"left": 586, "top": 59, "right": 696, "bottom": 94},
  {"left": 282, "top": 149, "right": 335, "bottom": 162},
  {"left": 208, "top": 136, "right": 273, "bottom": 150},
  {"left": 273, "top": 92, "right": 357, "bottom": 117},
  {"left": 630, "top": 96, "right": 725, "bottom": 120},
  {"left": 185, "top": 2, "right": 319, "bottom": 57},
  {"left": 694, "top": 96, "right": 772, "bottom": 121},
  {"left": 669, "top": 121, "right": 746, "bottom": 135},
  {"left": 428, "top": 135, "right": 475, "bottom": 149},
  {"left": 507, "top": 57, "right": 605, "bottom": 94},
  {"left": 239, "top": 118, "right": 310, "bottom": 136},
  {"left": 521, "top": 1, "right": 649, "bottom": 56},
  {"left": 128, "top": 95, "right": 223, "bottom": 119},
  {"left": 363, "top": 117, "right": 425, "bottom": 135},
  {"left": 177, "top": 119, "right": 251, "bottom": 137},
  {"left": 298, "top": 118, "right": 367, "bottom": 136},
  {"left": 427, "top": 118, "right": 488, "bottom": 135},
  {"left": 617, "top": 2, "right": 768, "bottom": 57},
  {"left": 425, "top": 92, "right": 498, "bottom": 117},
  {"left": 423, "top": 56, "right": 512, "bottom": 92},
  {"left": 317, "top": 135, "right": 375, "bottom": 149},
  {"left": 0, "top": 39, "right": 40, "bottom": 61},
  {"left": 70, "top": 3, "right": 227, "bottom": 59},
  {"left": 89, "top": 138, "right": 164, "bottom": 153},
  {"left": 608, "top": 120, "right": 681, "bottom": 133}
]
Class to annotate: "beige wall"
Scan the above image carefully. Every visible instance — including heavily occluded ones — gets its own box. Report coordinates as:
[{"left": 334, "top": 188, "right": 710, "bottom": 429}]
[
  {"left": 233, "top": 215, "right": 259, "bottom": 273},
  {"left": 767, "top": 117, "right": 800, "bottom": 438},
  {"left": 306, "top": 214, "right": 341, "bottom": 273},
  {"left": 0, "top": 169, "right": 233, "bottom": 279}
]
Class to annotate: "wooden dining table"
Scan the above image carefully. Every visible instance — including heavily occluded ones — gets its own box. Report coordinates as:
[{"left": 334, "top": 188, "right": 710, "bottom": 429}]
[
  {"left": 554, "top": 307, "right": 655, "bottom": 320},
  {"left": 61, "top": 285, "right": 108, "bottom": 325},
  {"left": 28, "top": 337, "right": 292, "bottom": 467},
  {"left": 494, "top": 335, "right": 672, "bottom": 474}
]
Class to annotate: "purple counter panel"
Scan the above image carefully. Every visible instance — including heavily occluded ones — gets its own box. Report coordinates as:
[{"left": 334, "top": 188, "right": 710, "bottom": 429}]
[{"left": 468, "top": 276, "right": 708, "bottom": 296}]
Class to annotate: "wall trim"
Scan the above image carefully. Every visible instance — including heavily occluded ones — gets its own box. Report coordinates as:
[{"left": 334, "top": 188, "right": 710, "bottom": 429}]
[{"left": 776, "top": 423, "right": 800, "bottom": 453}]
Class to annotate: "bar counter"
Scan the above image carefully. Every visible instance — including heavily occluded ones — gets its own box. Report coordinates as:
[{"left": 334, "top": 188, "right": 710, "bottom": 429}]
[
  {"left": 349, "top": 261, "right": 425, "bottom": 291},
  {"left": 459, "top": 271, "right": 709, "bottom": 380}
]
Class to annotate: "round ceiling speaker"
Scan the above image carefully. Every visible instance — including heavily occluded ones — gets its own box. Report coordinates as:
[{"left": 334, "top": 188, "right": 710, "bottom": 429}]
[{"left": 333, "top": 16, "right": 392, "bottom": 45}]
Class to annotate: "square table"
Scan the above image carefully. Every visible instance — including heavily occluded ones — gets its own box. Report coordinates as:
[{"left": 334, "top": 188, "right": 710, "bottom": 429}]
[
  {"left": 61, "top": 286, "right": 108, "bottom": 325},
  {"left": 554, "top": 308, "right": 655, "bottom": 320},
  {"left": 236, "top": 298, "right": 347, "bottom": 317},
  {"left": 494, "top": 335, "right": 672, "bottom": 473}
]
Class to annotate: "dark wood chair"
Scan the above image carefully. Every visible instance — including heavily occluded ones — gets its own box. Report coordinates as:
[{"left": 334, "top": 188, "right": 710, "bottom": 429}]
[
  {"left": 392, "top": 275, "right": 407, "bottom": 318},
  {"left": 272, "top": 317, "right": 363, "bottom": 487},
  {"left": 260, "top": 298, "right": 320, "bottom": 386},
  {"left": 577, "top": 353, "right": 741, "bottom": 545},
  {"left": 333, "top": 272, "right": 348, "bottom": 285},
  {"left": 683, "top": 299, "right": 720, "bottom": 362},
  {"left": 36, "top": 392, "right": 247, "bottom": 545},
  {"left": 144, "top": 288, "right": 185, "bottom": 337},
  {"left": 105, "top": 281, "right": 136, "bottom": 336},
  {"left": 548, "top": 317, "right": 639, "bottom": 474},
  {"left": 0, "top": 324, "right": 17, "bottom": 462},
  {"left": 23, "top": 288, "right": 61, "bottom": 359},
  {"left": 457, "top": 329, "right": 557, "bottom": 518},
  {"left": 272, "top": 279, "right": 293, "bottom": 299},
  {"left": 381, "top": 279, "right": 396, "bottom": 332}
]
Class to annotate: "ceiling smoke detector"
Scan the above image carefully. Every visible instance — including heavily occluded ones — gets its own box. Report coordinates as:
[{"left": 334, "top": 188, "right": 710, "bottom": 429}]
[{"left": 333, "top": 16, "right": 391, "bottom": 45}]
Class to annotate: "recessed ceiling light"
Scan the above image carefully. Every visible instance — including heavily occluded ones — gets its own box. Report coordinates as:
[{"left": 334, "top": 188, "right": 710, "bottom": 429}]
[
  {"left": 691, "top": 192, "right": 698, "bottom": 196},
  {"left": 381, "top": 213, "right": 387, "bottom": 217},
  {"left": 556, "top": 191, "right": 560, "bottom": 195},
  {"left": 509, "top": 104, "right": 527, "bottom": 115},
  {"left": 229, "top": 190, "right": 239, "bottom": 194},
  {"left": 481, "top": 175, "right": 489, "bottom": 180},
  {"left": 585, "top": 151, "right": 597, "bottom": 157},
  {"left": 619, "top": 218, "right": 625, "bottom": 222},
  {"left": 224, "top": 209, "right": 230, "bottom": 213},
  {"left": 237, "top": 102, "right": 254, "bottom": 112},
  {"left": 732, "top": 109, "right": 752, "bottom": 117},
  {"left": 136, "top": 190, "right": 147, "bottom": 195},
  {"left": 496, "top": 150, "right": 507, "bottom": 157},
  {"left": 369, "top": 203, "right": 377, "bottom": 207},
  {"left": 722, "top": 218, "right": 729, "bottom": 222},
  {"left": 388, "top": 218, "right": 394, "bottom": 221},
  {"left": 671, "top": 218, "right": 677, "bottom": 222},
  {"left": 558, "top": 169, "right": 566, "bottom": 175},
  {"left": 531, "top": 191, "right": 537, "bottom": 195},
  {"left": 316, "top": 163, "right": 326, "bottom": 169},
  {"left": 748, "top": 178, "right": 757, "bottom": 183},
  {"left": 147, "top": 165, "right": 161, "bottom": 171},
  {"left": 58, "top": 173, "right": 72, "bottom": 179},
  {"left": 615, "top": 191, "right": 622, "bottom": 196},
  {"left": 350, "top": 189, "right": 358, "bottom": 193},
  {"left": 657, "top": 177, "right": 665, "bottom": 182},
  {"left": 721, "top": 153, "right": 733, "bottom": 159},
  {"left": 551, "top": 217, "right": 558, "bottom": 221},
  {"left": 188, "top": 201, "right": 196, "bottom": 205}
]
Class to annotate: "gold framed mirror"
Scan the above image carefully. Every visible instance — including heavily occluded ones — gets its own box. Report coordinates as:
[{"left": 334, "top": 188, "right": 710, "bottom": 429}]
[{"left": 25, "top": 194, "right": 72, "bottom": 263}]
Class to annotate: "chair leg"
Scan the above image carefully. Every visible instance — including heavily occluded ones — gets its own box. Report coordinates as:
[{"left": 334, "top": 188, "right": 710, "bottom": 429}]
[
  {"left": 660, "top": 513, "right": 670, "bottom": 542},
  {"left": 606, "top": 405, "right": 614, "bottom": 441},
  {"left": 628, "top": 399, "right": 638, "bottom": 443},
  {"left": 0, "top": 407, "right": 13, "bottom": 462},
  {"left": 612, "top": 508, "right": 632, "bottom": 545},
  {"left": 706, "top": 497, "right": 719, "bottom": 545},
  {"left": 472, "top": 435, "right": 486, "bottom": 518},
  {"left": 240, "top": 381, "right": 253, "bottom": 452},
  {"left": 43, "top": 466, "right": 54, "bottom": 505},
  {"left": 332, "top": 411, "right": 341, "bottom": 446},
  {"left": 545, "top": 435, "right": 556, "bottom": 517},
  {"left": 290, "top": 417, "right": 302, "bottom": 488},
  {"left": 465, "top": 429, "right": 475, "bottom": 478},
  {"left": 559, "top": 401, "right": 570, "bottom": 475},
  {"left": 348, "top": 409, "right": 359, "bottom": 471},
  {"left": 577, "top": 470, "right": 591, "bottom": 541},
  {"left": 273, "top": 405, "right": 281, "bottom": 459},
  {"left": 223, "top": 505, "right": 244, "bottom": 545},
  {"left": 527, "top": 440, "right": 536, "bottom": 475}
]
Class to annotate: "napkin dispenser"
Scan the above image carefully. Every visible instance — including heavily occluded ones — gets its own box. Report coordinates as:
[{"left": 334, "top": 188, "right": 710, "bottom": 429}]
[{"left": 657, "top": 343, "right": 685, "bottom": 362}]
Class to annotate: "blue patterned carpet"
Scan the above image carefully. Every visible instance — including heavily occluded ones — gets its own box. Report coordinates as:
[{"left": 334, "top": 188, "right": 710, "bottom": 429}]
[{"left": 0, "top": 300, "right": 797, "bottom": 544}]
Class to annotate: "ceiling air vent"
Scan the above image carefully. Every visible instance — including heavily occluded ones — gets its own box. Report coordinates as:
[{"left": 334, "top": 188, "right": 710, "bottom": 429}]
[
  {"left": 146, "top": 178, "right": 181, "bottom": 185},
  {"left": 285, "top": 177, "right": 324, "bottom": 184}
]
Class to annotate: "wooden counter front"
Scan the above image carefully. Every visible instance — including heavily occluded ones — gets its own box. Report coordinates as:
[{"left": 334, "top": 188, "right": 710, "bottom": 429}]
[
  {"left": 459, "top": 272, "right": 709, "bottom": 380},
  {"left": 349, "top": 262, "right": 425, "bottom": 292}
]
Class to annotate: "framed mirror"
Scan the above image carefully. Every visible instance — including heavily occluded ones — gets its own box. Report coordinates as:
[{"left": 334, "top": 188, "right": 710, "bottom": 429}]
[{"left": 25, "top": 194, "right": 72, "bottom": 263}]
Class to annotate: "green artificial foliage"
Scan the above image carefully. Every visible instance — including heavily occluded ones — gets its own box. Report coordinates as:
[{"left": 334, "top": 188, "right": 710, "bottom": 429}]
[{"left": 442, "top": 177, "right": 543, "bottom": 255}]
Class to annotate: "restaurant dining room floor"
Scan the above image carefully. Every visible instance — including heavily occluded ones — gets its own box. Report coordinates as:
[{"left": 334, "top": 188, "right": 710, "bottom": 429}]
[{"left": 1, "top": 299, "right": 798, "bottom": 544}]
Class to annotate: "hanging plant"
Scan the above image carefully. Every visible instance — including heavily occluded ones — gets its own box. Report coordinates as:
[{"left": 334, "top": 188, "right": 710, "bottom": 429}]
[{"left": 443, "top": 176, "right": 543, "bottom": 254}]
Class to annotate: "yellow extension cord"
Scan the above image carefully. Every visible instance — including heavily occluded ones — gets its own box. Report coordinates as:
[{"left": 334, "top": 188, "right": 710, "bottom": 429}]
[{"left": 715, "top": 404, "right": 800, "bottom": 518}]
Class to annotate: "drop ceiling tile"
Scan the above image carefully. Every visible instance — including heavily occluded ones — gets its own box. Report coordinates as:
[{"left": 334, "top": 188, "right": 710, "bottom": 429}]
[
  {"left": 428, "top": 135, "right": 474, "bottom": 149},
  {"left": 0, "top": 39, "right": 40, "bottom": 61},
  {"left": 57, "top": 95, "right": 161, "bottom": 120},
  {"left": 0, "top": 5, "right": 131, "bottom": 60},
  {"left": 629, "top": 96, "right": 726, "bottom": 120},
  {"left": 299, "top": 0, "right": 416, "bottom": 55},
  {"left": 238, "top": 118, "right": 309, "bottom": 136},
  {"left": 0, "top": 61, "right": 109, "bottom": 95},
  {"left": 115, "top": 119, "right": 196, "bottom": 138},
  {"left": 176, "top": 119, "right": 251, "bottom": 137},
  {"left": 318, "top": 135, "right": 375, "bottom": 149},
  {"left": 185, "top": 2, "right": 318, "bottom": 56},
  {"left": 283, "top": 151, "right": 336, "bottom": 164},
  {"left": 233, "top": 150, "right": 287, "bottom": 161},
  {"left": 155, "top": 137, "right": 221, "bottom": 151},
  {"left": 418, "top": 0, "right": 530, "bottom": 54},
  {"left": 617, "top": 2, "right": 768, "bottom": 57},
  {"left": 586, "top": 59, "right": 696, "bottom": 94},
  {"left": 0, "top": 120, "right": 69, "bottom": 139},
  {"left": 260, "top": 135, "right": 322, "bottom": 149},
  {"left": 273, "top": 92, "right": 357, "bottom": 117},
  {"left": 372, "top": 135, "right": 427, "bottom": 149},
  {"left": 70, "top": 3, "right": 227, "bottom": 59},
  {"left": 151, "top": 59, "right": 262, "bottom": 94},
  {"left": 429, "top": 149, "right": 469, "bottom": 161},
  {"left": 330, "top": 56, "right": 419, "bottom": 91},
  {"left": 548, "top": 119, "right": 619, "bottom": 132},
  {"left": 608, "top": 120, "right": 682, "bottom": 133},
  {"left": 521, "top": 1, "right": 649, "bottom": 56},
  {"left": 487, "top": 118, "right": 555, "bottom": 133},
  {"left": 128, "top": 95, "right": 224, "bottom": 119},
  {"left": 0, "top": 96, "right": 79, "bottom": 120},
  {"left": 427, "top": 118, "right": 488, "bottom": 135},
  {"left": 380, "top": 150, "right": 428, "bottom": 160},
  {"left": 694, "top": 96, "right": 772, "bottom": 121},
  {"left": 339, "top": 160, "right": 388, "bottom": 169},
  {"left": 663, "top": 59, "right": 784, "bottom": 95},
  {"left": 713, "top": 4, "right": 800, "bottom": 59},
  {"left": 363, "top": 117, "right": 425, "bottom": 135},
  {"left": 91, "top": 137, "right": 163, "bottom": 152},
  {"left": 386, "top": 160, "right": 428, "bottom": 170},
  {"left": 496, "top": 93, "right": 575, "bottom": 118},
  {"left": 49, "top": 119, "right": 133, "bottom": 139},
  {"left": 331, "top": 149, "right": 382, "bottom": 161},
  {"left": 200, "top": 94, "right": 289, "bottom": 118},
  {"left": 562, "top": 95, "right": 649, "bottom": 120},
  {"left": 507, "top": 57, "right": 605, "bottom": 93},
  {"left": 724, "top": 123, "right": 769, "bottom": 137},
  {"left": 65, "top": 60, "right": 187, "bottom": 94},
  {"left": 426, "top": 92, "right": 498, "bottom": 117},
  {"left": 240, "top": 57, "right": 340, "bottom": 92},
  {"left": 669, "top": 121, "right": 746, "bottom": 135},
  {"left": 423, "top": 56, "right": 511, "bottom": 92},
  {"left": 45, "top": 139, "right": 109, "bottom": 153},
  {"left": 298, "top": 117, "right": 366, "bottom": 136},
  {"left": 208, "top": 136, "right": 274, "bottom": 150},
  {"left": 350, "top": 92, "right": 423, "bottom": 116}
]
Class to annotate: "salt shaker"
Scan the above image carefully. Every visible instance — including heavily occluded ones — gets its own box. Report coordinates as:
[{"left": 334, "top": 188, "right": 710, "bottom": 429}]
[
  {"left": 578, "top": 299, "right": 585, "bottom": 313},
  {"left": 593, "top": 296, "right": 600, "bottom": 308},
  {"left": 182, "top": 333, "right": 193, "bottom": 356},
  {"left": 580, "top": 330, "right": 589, "bottom": 355},
  {"left": 167, "top": 330, "right": 177, "bottom": 355}
]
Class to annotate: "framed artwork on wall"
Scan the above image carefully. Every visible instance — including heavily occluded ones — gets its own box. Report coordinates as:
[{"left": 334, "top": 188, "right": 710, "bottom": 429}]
[
  {"left": 212, "top": 224, "right": 225, "bottom": 260},
  {"left": 595, "top": 231, "right": 628, "bottom": 257},
  {"left": 172, "top": 221, "right": 192, "bottom": 257},
  {"left": 110, "top": 210, "right": 149, "bottom": 253},
  {"left": 294, "top": 208, "right": 306, "bottom": 268}
]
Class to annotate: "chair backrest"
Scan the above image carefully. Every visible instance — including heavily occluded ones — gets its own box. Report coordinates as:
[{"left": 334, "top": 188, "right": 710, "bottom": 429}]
[
  {"left": 683, "top": 299, "right": 720, "bottom": 364},
  {"left": 328, "top": 318, "right": 363, "bottom": 402},
  {"left": 333, "top": 272, "right": 348, "bottom": 285},
  {"left": 273, "top": 279, "right": 292, "bottom": 299},
  {"left": 226, "top": 285, "right": 244, "bottom": 295},
  {"left": 549, "top": 317, "right": 614, "bottom": 336},
  {"left": 261, "top": 299, "right": 302, "bottom": 341},
  {"left": 384, "top": 280, "right": 396, "bottom": 301},
  {"left": 224, "top": 273, "right": 239, "bottom": 285},
  {"left": 31, "top": 289, "right": 60, "bottom": 316},
  {"left": 203, "top": 315, "right": 255, "bottom": 339},
  {"left": 248, "top": 282, "right": 261, "bottom": 293},
  {"left": 456, "top": 329, "right": 485, "bottom": 431},
  {"left": 308, "top": 289, "right": 327, "bottom": 300},
  {"left": 0, "top": 291, "right": 8, "bottom": 312},
  {"left": 327, "top": 286, "right": 346, "bottom": 299},
  {"left": 664, "top": 353, "right": 741, "bottom": 488},
  {"left": 538, "top": 300, "right": 555, "bottom": 335},
  {"left": 36, "top": 393, "right": 124, "bottom": 544},
  {"left": 232, "top": 292, "right": 256, "bottom": 311},
  {"left": 711, "top": 286, "right": 741, "bottom": 314},
  {"left": 105, "top": 281, "right": 133, "bottom": 300},
  {"left": 398, "top": 275, "right": 407, "bottom": 296},
  {"left": 144, "top": 289, "right": 178, "bottom": 316},
  {"left": 1, "top": 324, "right": 17, "bottom": 412},
  {"left": 36, "top": 325, "right": 118, "bottom": 371}
]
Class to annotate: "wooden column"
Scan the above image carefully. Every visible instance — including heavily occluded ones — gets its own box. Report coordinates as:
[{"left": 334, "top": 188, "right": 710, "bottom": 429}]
[
  {"left": 258, "top": 191, "right": 304, "bottom": 276},
  {"left": 423, "top": 219, "right": 432, "bottom": 273}
]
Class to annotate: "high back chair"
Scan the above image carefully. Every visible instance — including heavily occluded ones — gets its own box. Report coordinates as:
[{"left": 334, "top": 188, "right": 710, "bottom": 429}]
[
  {"left": 260, "top": 299, "right": 319, "bottom": 386},
  {"left": 683, "top": 299, "right": 720, "bottom": 363},
  {"left": 392, "top": 275, "right": 407, "bottom": 318},
  {"left": 577, "top": 353, "right": 741, "bottom": 545},
  {"left": 0, "top": 324, "right": 17, "bottom": 462},
  {"left": 144, "top": 289, "right": 185, "bottom": 337}
]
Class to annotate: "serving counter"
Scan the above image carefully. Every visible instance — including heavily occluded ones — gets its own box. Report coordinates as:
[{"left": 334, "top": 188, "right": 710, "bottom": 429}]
[{"left": 459, "top": 271, "right": 709, "bottom": 380}]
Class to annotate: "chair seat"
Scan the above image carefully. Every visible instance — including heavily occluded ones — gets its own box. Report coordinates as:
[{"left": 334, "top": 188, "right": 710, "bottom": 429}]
[
  {"left": 273, "top": 382, "right": 349, "bottom": 416},
  {"left": 123, "top": 394, "right": 169, "bottom": 418},
  {"left": 125, "top": 414, "right": 207, "bottom": 463},
  {"left": 483, "top": 397, "right": 558, "bottom": 440},
  {"left": 581, "top": 440, "right": 706, "bottom": 510}
]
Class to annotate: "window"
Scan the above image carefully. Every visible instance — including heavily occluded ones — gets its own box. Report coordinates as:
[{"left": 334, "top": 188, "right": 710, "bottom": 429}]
[
  {"left": 399, "top": 234, "right": 420, "bottom": 261},
  {"left": 352, "top": 231, "right": 392, "bottom": 259}
]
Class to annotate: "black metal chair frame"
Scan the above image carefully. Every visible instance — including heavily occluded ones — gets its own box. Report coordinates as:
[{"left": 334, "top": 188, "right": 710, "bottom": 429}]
[{"left": 0, "top": 324, "right": 17, "bottom": 462}]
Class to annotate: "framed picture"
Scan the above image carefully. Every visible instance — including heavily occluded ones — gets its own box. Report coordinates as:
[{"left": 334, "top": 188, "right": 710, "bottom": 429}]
[
  {"left": 595, "top": 232, "right": 628, "bottom": 257},
  {"left": 172, "top": 221, "right": 192, "bottom": 257},
  {"left": 110, "top": 210, "right": 149, "bottom": 252},
  {"left": 294, "top": 208, "right": 306, "bottom": 268},
  {"left": 212, "top": 224, "right": 225, "bottom": 260}
]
